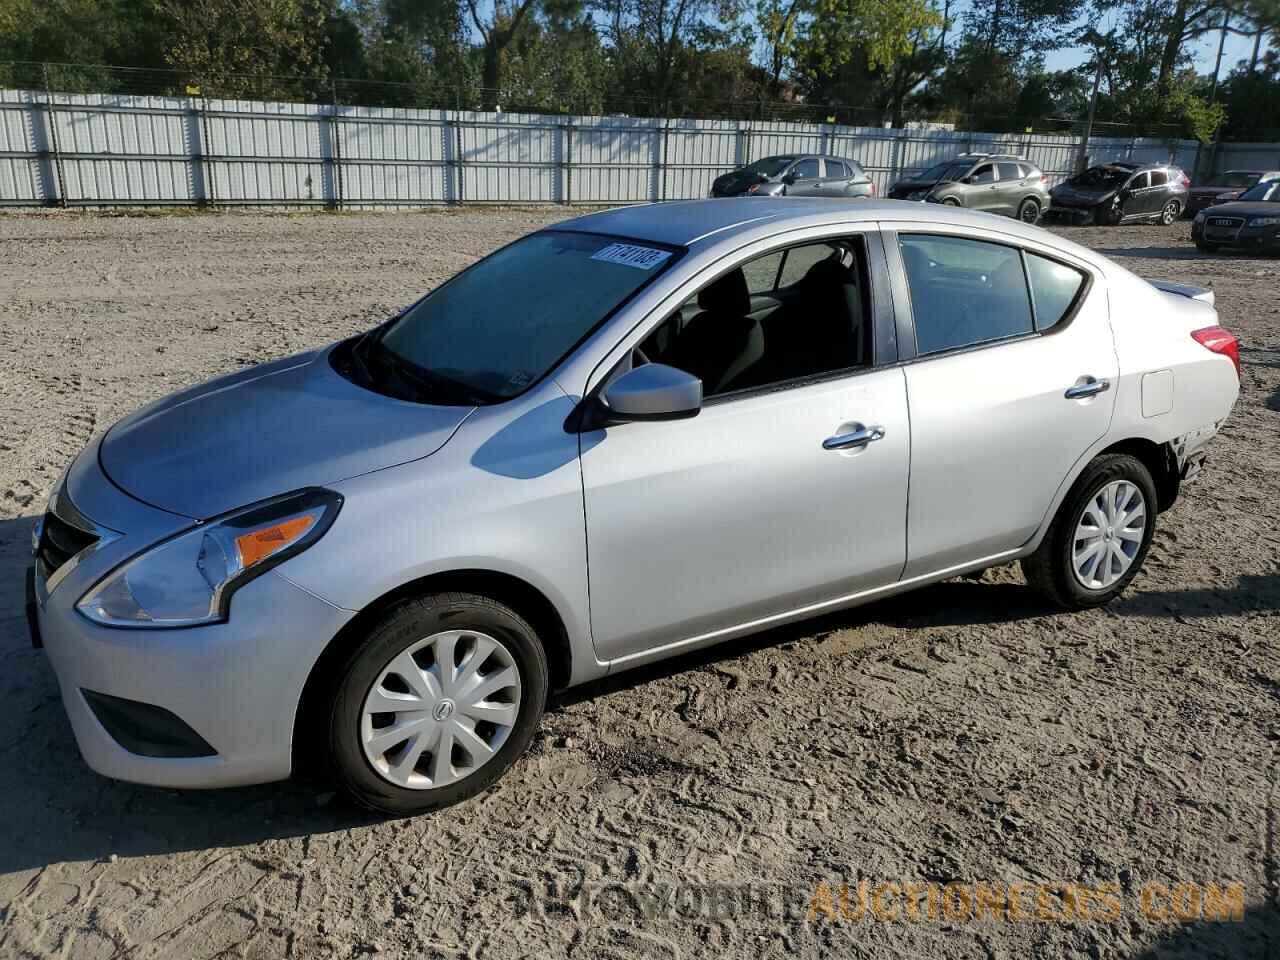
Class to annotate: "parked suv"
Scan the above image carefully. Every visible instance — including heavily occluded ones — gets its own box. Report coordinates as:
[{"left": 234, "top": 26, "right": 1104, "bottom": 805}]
[
  {"left": 710, "top": 155, "right": 876, "bottom": 199},
  {"left": 1186, "top": 169, "right": 1280, "bottom": 216},
  {"left": 887, "top": 153, "right": 1051, "bottom": 223},
  {"left": 1048, "top": 162, "right": 1189, "bottom": 225}
]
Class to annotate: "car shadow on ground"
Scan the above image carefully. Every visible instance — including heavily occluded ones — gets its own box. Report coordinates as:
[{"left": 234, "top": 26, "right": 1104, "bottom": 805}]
[
  {"left": 2, "top": 506, "right": 1275, "bottom": 875},
  {"left": 1134, "top": 900, "right": 1280, "bottom": 959}
]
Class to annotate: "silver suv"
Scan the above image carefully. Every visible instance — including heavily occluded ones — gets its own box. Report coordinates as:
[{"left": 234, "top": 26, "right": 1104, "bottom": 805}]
[{"left": 888, "top": 154, "right": 1052, "bottom": 223}]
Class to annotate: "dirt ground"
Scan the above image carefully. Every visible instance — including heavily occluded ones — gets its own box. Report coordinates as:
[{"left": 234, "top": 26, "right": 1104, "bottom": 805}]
[{"left": 0, "top": 209, "right": 1276, "bottom": 960}]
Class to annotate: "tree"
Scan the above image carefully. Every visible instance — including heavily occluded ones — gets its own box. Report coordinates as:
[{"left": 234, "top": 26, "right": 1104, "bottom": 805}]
[{"left": 151, "top": 0, "right": 330, "bottom": 97}]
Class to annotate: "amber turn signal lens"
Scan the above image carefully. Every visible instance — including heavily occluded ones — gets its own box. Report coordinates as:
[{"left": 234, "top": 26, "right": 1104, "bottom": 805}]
[{"left": 235, "top": 515, "right": 316, "bottom": 568}]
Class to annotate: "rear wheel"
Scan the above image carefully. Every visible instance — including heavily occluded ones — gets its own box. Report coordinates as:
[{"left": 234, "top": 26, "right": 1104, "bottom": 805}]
[
  {"left": 1017, "top": 198, "right": 1041, "bottom": 224},
  {"left": 1160, "top": 199, "right": 1182, "bottom": 225},
  {"left": 941, "top": 197, "right": 961, "bottom": 206},
  {"left": 1022, "top": 454, "right": 1157, "bottom": 609},
  {"left": 329, "top": 592, "right": 549, "bottom": 815}
]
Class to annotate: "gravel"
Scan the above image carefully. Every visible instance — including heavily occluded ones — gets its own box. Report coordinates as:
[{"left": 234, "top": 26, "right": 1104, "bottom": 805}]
[{"left": 0, "top": 209, "right": 1276, "bottom": 959}]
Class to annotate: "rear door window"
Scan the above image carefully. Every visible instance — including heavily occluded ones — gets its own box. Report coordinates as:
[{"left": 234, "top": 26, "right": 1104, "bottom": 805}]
[
  {"left": 1149, "top": 170, "right": 1168, "bottom": 187},
  {"left": 899, "top": 235, "right": 1033, "bottom": 354},
  {"left": 1128, "top": 172, "right": 1150, "bottom": 190},
  {"left": 827, "top": 160, "right": 849, "bottom": 178},
  {"left": 997, "top": 162, "right": 1023, "bottom": 181}
]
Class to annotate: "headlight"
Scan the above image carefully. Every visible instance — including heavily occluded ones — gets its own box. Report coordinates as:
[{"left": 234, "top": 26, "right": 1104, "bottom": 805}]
[
  {"left": 1249, "top": 216, "right": 1280, "bottom": 227},
  {"left": 77, "top": 488, "right": 341, "bottom": 628}
]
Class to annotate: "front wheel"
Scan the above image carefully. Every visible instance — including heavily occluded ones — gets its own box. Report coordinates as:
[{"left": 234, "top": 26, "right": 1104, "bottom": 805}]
[
  {"left": 329, "top": 592, "right": 549, "bottom": 815},
  {"left": 1022, "top": 453, "right": 1157, "bottom": 609}
]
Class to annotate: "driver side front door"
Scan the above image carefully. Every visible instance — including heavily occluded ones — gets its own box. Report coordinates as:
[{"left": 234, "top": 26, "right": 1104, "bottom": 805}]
[{"left": 578, "top": 230, "right": 909, "bottom": 666}]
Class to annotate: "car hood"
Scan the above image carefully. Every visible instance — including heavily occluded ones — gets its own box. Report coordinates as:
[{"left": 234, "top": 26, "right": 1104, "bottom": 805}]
[
  {"left": 1199, "top": 201, "right": 1280, "bottom": 218},
  {"left": 1052, "top": 184, "right": 1116, "bottom": 204},
  {"left": 1189, "top": 186, "right": 1243, "bottom": 199},
  {"left": 99, "top": 345, "right": 473, "bottom": 519}
]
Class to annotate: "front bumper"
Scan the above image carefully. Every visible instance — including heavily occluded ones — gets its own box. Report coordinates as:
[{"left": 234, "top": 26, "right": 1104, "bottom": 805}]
[
  {"left": 1044, "top": 204, "right": 1098, "bottom": 225},
  {"left": 1192, "top": 219, "right": 1280, "bottom": 250},
  {"left": 33, "top": 441, "right": 355, "bottom": 789}
]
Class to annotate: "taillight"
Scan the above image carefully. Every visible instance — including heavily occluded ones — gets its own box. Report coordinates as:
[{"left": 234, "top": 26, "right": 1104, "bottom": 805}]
[
  {"left": 870, "top": 181, "right": 877, "bottom": 196},
  {"left": 1192, "top": 325, "right": 1240, "bottom": 378},
  {"left": 1179, "top": 171, "right": 1191, "bottom": 188}
]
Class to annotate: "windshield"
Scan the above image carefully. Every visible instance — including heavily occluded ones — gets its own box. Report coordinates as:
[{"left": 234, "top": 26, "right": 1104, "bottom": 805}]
[
  {"left": 1237, "top": 181, "right": 1280, "bottom": 202},
  {"left": 743, "top": 156, "right": 795, "bottom": 177},
  {"left": 1070, "top": 166, "right": 1131, "bottom": 189},
  {"left": 365, "top": 231, "right": 677, "bottom": 403},
  {"left": 1206, "top": 171, "right": 1261, "bottom": 189},
  {"left": 917, "top": 162, "right": 972, "bottom": 182}
]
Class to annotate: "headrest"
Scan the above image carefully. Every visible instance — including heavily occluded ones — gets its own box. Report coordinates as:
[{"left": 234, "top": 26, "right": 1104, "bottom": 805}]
[{"left": 698, "top": 268, "right": 750, "bottom": 315}]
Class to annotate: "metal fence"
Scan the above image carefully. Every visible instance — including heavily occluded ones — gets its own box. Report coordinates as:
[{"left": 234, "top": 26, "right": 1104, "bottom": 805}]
[{"left": 2, "top": 87, "right": 1276, "bottom": 209}]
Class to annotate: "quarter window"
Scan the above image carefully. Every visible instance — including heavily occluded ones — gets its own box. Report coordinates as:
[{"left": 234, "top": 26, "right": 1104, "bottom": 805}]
[
  {"left": 1026, "top": 254, "right": 1086, "bottom": 330},
  {"left": 899, "top": 235, "right": 1034, "bottom": 355}
]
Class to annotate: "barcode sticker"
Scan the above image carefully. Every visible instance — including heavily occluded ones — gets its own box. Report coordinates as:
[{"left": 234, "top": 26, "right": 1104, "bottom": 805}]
[{"left": 590, "top": 243, "right": 672, "bottom": 270}]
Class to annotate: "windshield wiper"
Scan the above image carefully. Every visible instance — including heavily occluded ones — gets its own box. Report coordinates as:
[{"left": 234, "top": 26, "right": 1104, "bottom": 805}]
[{"left": 357, "top": 332, "right": 497, "bottom": 406}]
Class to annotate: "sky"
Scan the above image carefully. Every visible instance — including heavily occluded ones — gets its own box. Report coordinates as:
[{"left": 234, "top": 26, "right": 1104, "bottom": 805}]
[{"left": 1042, "top": 17, "right": 1271, "bottom": 77}]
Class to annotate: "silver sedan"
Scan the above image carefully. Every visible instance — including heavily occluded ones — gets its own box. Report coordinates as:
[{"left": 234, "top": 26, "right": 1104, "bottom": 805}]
[{"left": 29, "top": 199, "right": 1240, "bottom": 814}]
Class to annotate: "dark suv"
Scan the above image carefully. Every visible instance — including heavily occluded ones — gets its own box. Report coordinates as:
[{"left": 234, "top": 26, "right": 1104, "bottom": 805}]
[
  {"left": 709, "top": 155, "right": 876, "bottom": 199},
  {"left": 886, "top": 153, "right": 1051, "bottom": 223},
  {"left": 1047, "top": 162, "right": 1189, "bottom": 226}
]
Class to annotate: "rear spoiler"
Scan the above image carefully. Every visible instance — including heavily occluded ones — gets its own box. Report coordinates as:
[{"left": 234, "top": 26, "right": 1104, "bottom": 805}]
[{"left": 1149, "top": 279, "right": 1215, "bottom": 306}]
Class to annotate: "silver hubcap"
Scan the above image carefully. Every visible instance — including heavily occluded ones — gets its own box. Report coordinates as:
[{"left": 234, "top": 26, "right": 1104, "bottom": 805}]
[
  {"left": 1072, "top": 480, "right": 1146, "bottom": 590},
  {"left": 1163, "top": 202, "right": 1177, "bottom": 223},
  {"left": 360, "top": 630, "right": 521, "bottom": 790}
]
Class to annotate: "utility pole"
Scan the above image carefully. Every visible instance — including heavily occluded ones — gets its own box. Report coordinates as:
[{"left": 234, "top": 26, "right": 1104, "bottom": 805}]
[
  {"left": 1077, "top": 54, "right": 1104, "bottom": 174},
  {"left": 1209, "top": 10, "right": 1231, "bottom": 103}
]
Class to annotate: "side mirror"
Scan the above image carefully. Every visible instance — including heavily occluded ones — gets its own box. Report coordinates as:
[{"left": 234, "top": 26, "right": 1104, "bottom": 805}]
[{"left": 600, "top": 363, "right": 702, "bottom": 423}]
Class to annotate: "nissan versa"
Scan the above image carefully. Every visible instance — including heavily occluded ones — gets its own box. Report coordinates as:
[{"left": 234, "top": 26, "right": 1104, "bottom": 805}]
[{"left": 28, "top": 199, "right": 1240, "bottom": 815}]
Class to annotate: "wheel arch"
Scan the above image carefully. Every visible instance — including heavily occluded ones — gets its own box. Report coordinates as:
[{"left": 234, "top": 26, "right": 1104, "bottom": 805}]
[
  {"left": 291, "top": 568, "right": 574, "bottom": 776},
  {"left": 1095, "top": 437, "right": 1180, "bottom": 513}
]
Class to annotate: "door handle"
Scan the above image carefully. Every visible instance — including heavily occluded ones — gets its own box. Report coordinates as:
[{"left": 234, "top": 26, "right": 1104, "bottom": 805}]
[
  {"left": 823, "top": 424, "right": 885, "bottom": 450},
  {"left": 1064, "top": 377, "right": 1111, "bottom": 399}
]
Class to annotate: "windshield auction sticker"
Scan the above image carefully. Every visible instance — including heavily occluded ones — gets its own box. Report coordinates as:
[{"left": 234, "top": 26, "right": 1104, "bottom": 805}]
[{"left": 590, "top": 243, "right": 672, "bottom": 270}]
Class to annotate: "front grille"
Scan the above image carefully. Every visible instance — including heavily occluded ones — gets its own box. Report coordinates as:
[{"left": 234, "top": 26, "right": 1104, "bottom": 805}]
[
  {"left": 1207, "top": 216, "right": 1243, "bottom": 228},
  {"left": 37, "top": 509, "right": 98, "bottom": 580}
]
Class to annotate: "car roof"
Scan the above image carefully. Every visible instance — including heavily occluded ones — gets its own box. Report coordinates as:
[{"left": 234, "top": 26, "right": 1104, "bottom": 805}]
[{"left": 554, "top": 198, "right": 1098, "bottom": 257}]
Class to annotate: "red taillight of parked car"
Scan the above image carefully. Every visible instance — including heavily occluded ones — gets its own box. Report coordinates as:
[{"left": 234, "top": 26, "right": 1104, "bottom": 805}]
[
  {"left": 1192, "top": 325, "right": 1241, "bottom": 378},
  {"left": 1178, "top": 171, "right": 1191, "bottom": 188}
]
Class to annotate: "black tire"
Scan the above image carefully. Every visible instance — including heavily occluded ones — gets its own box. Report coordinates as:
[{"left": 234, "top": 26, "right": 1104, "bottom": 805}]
[
  {"left": 1100, "top": 202, "right": 1123, "bottom": 226},
  {"left": 941, "top": 197, "right": 961, "bottom": 206},
  {"left": 1017, "top": 198, "right": 1041, "bottom": 224},
  {"left": 1022, "top": 453, "right": 1158, "bottom": 610},
  {"left": 329, "top": 592, "right": 549, "bottom": 815}
]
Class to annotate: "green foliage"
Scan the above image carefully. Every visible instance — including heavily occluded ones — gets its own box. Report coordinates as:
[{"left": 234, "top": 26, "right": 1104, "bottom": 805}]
[{"left": 1163, "top": 71, "right": 1227, "bottom": 141}]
